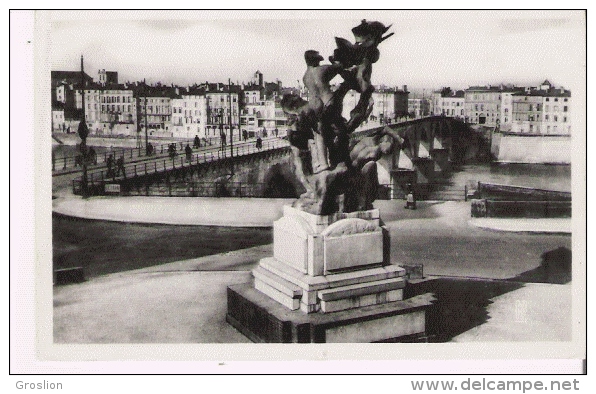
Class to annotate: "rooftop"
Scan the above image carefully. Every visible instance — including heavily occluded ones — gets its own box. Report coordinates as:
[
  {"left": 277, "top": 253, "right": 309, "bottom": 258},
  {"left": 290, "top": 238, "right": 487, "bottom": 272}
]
[{"left": 513, "top": 87, "right": 571, "bottom": 98}]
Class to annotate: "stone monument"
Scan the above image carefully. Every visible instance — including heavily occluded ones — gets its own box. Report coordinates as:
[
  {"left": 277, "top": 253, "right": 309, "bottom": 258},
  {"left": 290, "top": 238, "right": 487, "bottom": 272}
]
[{"left": 226, "top": 20, "right": 434, "bottom": 343}]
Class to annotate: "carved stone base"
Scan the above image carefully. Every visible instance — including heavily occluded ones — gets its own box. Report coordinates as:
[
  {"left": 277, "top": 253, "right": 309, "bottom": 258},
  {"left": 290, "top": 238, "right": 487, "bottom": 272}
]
[
  {"left": 227, "top": 282, "right": 435, "bottom": 343},
  {"left": 226, "top": 205, "right": 434, "bottom": 342}
]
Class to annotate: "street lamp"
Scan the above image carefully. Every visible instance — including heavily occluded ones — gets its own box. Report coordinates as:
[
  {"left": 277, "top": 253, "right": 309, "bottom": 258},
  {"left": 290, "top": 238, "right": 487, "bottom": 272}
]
[{"left": 78, "top": 55, "right": 90, "bottom": 198}]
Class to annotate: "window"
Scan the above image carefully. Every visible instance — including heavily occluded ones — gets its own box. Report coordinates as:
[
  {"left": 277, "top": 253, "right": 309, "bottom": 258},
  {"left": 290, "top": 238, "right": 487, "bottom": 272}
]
[
  {"left": 545, "top": 105, "right": 549, "bottom": 112},
  {"left": 504, "top": 108, "right": 508, "bottom": 113},
  {"left": 554, "top": 98, "right": 558, "bottom": 102},
  {"left": 564, "top": 106, "right": 568, "bottom": 112},
  {"left": 564, "top": 98, "right": 568, "bottom": 102},
  {"left": 545, "top": 115, "right": 549, "bottom": 121},
  {"left": 554, "top": 115, "right": 558, "bottom": 122},
  {"left": 563, "top": 117, "right": 567, "bottom": 123},
  {"left": 546, "top": 98, "right": 549, "bottom": 101},
  {"left": 547, "top": 126, "right": 551, "bottom": 133}
]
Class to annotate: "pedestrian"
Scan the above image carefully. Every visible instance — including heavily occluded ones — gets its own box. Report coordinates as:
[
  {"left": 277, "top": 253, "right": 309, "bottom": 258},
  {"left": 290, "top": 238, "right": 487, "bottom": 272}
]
[
  {"left": 185, "top": 143, "right": 192, "bottom": 162},
  {"left": 88, "top": 147, "right": 97, "bottom": 165},
  {"left": 116, "top": 156, "right": 125, "bottom": 177},
  {"left": 405, "top": 185, "right": 416, "bottom": 210},
  {"left": 242, "top": 129, "right": 248, "bottom": 142},
  {"left": 168, "top": 143, "right": 176, "bottom": 159},
  {"left": 274, "top": 128, "right": 279, "bottom": 137},
  {"left": 221, "top": 132, "right": 227, "bottom": 147},
  {"left": 106, "top": 154, "right": 114, "bottom": 178},
  {"left": 256, "top": 136, "right": 263, "bottom": 151},
  {"left": 194, "top": 135, "right": 201, "bottom": 149},
  {"left": 262, "top": 128, "right": 268, "bottom": 138}
]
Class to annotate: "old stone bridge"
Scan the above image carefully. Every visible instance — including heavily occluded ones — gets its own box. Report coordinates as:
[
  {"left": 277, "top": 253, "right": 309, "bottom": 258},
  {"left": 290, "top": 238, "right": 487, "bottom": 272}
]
[{"left": 76, "top": 116, "right": 489, "bottom": 199}]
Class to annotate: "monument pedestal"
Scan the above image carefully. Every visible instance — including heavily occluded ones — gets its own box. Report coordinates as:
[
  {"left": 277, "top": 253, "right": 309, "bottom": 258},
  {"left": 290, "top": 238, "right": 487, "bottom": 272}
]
[{"left": 226, "top": 205, "right": 435, "bottom": 343}]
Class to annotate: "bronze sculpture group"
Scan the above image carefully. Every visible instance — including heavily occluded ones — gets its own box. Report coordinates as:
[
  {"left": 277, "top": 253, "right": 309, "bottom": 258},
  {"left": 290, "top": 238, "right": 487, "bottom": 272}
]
[{"left": 281, "top": 20, "right": 403, "bottom": 215}]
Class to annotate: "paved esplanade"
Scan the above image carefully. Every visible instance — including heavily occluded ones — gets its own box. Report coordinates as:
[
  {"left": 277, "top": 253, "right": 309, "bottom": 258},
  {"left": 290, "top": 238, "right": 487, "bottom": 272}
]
[{"left": 53, "top": 195, "right": 573, "bottom": 343}]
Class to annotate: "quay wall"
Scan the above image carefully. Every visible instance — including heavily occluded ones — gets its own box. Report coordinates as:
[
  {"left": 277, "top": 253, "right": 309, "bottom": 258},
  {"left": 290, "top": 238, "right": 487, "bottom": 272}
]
[{"left": 491, "top": 133, "right": 571, "bottom": 164}]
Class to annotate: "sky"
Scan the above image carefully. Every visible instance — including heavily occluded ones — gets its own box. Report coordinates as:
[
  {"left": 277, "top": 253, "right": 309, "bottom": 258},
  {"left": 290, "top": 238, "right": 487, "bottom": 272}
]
[{"left": 44, "top": 10, "right": 586, "bottom": 94}]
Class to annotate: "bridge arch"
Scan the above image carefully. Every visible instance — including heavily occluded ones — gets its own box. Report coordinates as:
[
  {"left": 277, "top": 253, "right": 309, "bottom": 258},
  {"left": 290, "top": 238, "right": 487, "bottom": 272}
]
[{"left": 262, "top": 162, "right": 304, "bottom": 198}]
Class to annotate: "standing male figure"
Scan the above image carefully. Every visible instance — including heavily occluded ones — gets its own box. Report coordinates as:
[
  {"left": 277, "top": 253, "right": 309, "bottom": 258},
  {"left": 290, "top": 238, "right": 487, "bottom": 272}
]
[{"left": 301, "top": 50, "right": 351, "bottom": 172}]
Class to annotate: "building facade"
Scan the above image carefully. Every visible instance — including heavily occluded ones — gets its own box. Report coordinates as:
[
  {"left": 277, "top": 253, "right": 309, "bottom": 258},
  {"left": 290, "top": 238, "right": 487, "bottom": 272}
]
[
  {"left": 240, "top": 100, "right": 288, "bottom": 136},
  {"left": 342, "top": 85, "right": 409, "bottom": 124},
  {"left": 205, "top": 89, "right": 240, "bottom": 140},
  {"left": 244, "top": 88, "right": 262, "bottom": 105},
  {"left": 407, "top": 98, "right": 430, "bottom": 118},
  {"left": 510, "top": 81, "right": 571, "bottom": 135},
  {"left": 464, "top": 86, "right": 502, "bottom": 126},
  {"left": 74, "top": 86, "right": 137, "bottom": 136},
  {"left": 430, "top": 88, "right": 465, "bottom": 119},
  {"left": 171, "top": 89, "right": 208, "bottom": 139},
  {"left": 134, "top": 85, "right": 177, "bottom": 138}
]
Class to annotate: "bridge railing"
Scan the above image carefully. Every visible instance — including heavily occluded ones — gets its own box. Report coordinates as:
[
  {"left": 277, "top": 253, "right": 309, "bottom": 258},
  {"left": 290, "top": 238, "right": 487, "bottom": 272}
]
[
  {"left": 53, "top": 134, "right": 276, "bottom": 173},
  {"left": 72, "top": 179, "right": 285, "bottom": 198},
  {"left": 72, "top": 137, "right": 290, "bottom": 195},
  {"left": 377, "top": 183, "right": 468, "bottom": 201},
  {"left": 125, "top": 181, "right": 271, "bottom": 198}
]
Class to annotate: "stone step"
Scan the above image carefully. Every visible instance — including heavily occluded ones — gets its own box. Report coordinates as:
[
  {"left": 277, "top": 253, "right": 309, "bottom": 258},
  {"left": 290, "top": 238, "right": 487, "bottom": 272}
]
[
  {"left": 317, "top": 277, "right": 406, "bottom": 301},
  {"left": 253, "top": 266, "right": 302, "bottom": 298},
  {"left": 320, "top": 289, "right": 404, "bottom": 313},
  {"left": 254, "top": 279, "right": 301, "bottom": 310},
  {"left": 259, "top": 257, "right": 405, "bottom": 292}
]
